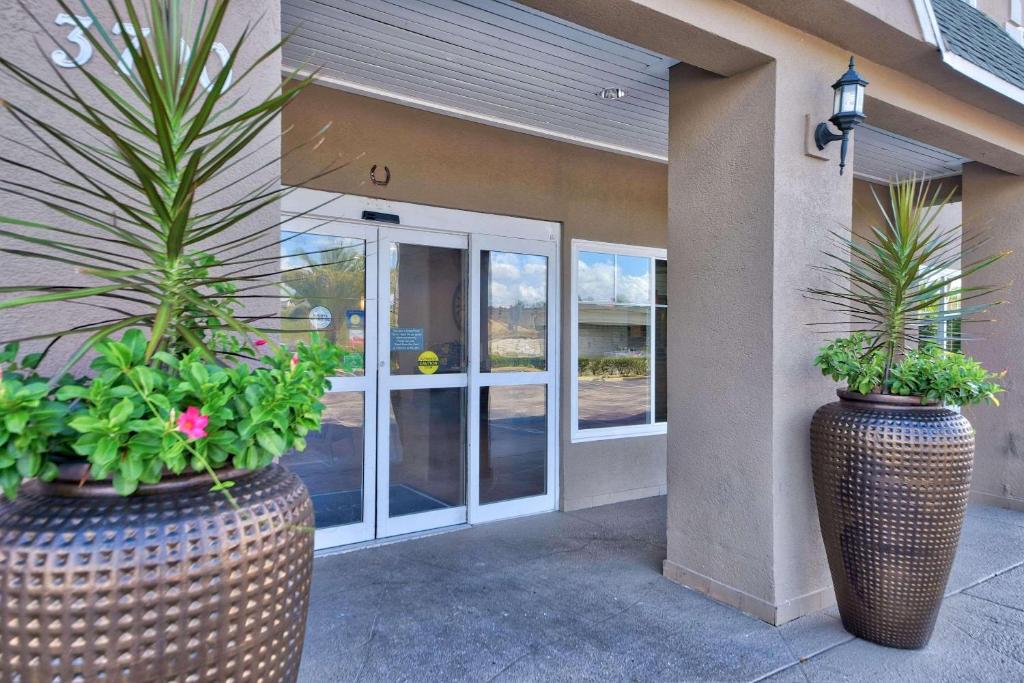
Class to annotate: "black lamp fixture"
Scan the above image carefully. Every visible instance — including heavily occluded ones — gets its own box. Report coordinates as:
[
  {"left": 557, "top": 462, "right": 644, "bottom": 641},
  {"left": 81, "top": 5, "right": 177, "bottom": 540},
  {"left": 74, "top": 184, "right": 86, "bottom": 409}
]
[{"left": 815, "top": 56, "right": 868, "bottom": 175}]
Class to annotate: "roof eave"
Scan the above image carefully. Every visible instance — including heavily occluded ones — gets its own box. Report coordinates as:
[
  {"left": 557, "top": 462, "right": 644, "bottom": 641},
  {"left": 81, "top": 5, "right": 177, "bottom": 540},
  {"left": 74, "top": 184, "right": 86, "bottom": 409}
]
[{"left": 917, "top": 0, "right": 1024, "bottom": 107}]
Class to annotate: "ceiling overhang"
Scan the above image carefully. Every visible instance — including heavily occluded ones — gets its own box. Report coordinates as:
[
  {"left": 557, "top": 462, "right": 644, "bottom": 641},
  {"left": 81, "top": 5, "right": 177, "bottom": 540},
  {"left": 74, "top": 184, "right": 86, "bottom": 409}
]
[{"left": 282, "top": 0, "right": 970, "bottom": 180}]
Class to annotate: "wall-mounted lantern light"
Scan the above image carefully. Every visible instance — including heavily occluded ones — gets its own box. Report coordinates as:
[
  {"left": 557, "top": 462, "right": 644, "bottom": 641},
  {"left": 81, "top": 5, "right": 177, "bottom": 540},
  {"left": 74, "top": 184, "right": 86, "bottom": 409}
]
[{"left": 815, "top": 56, "right": 868, "bottom": 175}]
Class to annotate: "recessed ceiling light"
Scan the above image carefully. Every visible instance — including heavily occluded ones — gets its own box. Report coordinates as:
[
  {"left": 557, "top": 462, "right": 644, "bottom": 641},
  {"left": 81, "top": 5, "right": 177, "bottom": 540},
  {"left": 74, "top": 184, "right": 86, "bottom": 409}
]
[{"left": 597, "top": 88, "right": 627, "bottom": 100}]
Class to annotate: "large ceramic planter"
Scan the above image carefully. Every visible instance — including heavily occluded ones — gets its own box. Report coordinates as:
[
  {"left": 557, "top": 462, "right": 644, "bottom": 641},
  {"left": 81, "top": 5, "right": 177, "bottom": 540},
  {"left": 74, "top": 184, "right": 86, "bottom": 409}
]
[
  {"left": 810, "top": 390, "right": 974, "bottom": 649},
  {"left": 0, "top": 463, "right": 314, "bottom": 682}
]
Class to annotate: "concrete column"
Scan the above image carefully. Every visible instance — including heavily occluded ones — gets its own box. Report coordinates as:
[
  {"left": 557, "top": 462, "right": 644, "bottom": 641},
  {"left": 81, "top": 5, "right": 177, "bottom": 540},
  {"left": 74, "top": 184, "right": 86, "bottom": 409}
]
[
  {"left": 961, "top": 162, "right": 1024, "bottom": 512},
  {"left": 664, "top": 58, "right": 852, "bottom": 624}
]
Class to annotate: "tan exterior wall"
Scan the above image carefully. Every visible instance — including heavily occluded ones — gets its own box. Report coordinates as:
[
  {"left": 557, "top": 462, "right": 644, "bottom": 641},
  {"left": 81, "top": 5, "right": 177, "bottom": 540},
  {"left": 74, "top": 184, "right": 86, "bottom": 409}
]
[
  {"left": 962, "top": 162, "right": 1024, "bottom": 512},
  {"left": 280, "top": 85, "right": 669, "bottom": 511},
  {"left": 977, "top": 0, "right": 1013, "bottom": 26}
]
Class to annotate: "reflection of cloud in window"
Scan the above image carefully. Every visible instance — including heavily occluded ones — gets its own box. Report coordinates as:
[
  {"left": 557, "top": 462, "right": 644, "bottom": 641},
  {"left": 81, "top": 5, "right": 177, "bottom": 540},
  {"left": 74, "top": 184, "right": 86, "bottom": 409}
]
[
  {"left": 578, "top": 253, "right": 615, "bottom": 302},
  {"left": 489, "top": 253, "right": 546, "bottom": 307},
  {"left": 578, "top": 252, "right": 649, "bottom": 304}
]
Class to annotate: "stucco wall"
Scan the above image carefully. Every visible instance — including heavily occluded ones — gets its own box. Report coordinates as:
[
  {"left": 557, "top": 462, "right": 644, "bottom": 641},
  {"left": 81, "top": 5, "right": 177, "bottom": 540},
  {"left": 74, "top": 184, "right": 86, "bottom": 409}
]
[
  {"left": 664, "top": 51, "right": 854, "bottom": 625},
  {"left": 977, "top": 0, "right": 1013, "bottom": 26},
  {"left": 280, "top": 84, "right": 669, "bottom": 511},
  {"left": 962, "top": 162, "right": 1024, "bottom": 512}
]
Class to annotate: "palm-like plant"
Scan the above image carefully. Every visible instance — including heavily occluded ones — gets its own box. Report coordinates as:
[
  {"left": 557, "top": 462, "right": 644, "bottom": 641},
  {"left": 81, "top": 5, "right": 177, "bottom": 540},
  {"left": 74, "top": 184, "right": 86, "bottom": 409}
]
[
  {"left": 0, "top": 0, "right": 338, "bottom": 371},
  {"left": 807, "top": 177, "right": 1008, "bottom": 389},
  {"left": 0, "top": 0, "right": 351, "bottom": 498}
]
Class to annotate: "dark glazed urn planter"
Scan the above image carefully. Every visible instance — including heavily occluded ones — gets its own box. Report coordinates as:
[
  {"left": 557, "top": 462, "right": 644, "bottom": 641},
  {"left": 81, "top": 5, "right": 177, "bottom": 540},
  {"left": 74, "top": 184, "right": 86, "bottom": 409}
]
[
  {"left": 0, "top": 463, "right": 314, "bottom": 682},
  {"left": 810, "top": 390, "right": 974, "bottom": 649}
]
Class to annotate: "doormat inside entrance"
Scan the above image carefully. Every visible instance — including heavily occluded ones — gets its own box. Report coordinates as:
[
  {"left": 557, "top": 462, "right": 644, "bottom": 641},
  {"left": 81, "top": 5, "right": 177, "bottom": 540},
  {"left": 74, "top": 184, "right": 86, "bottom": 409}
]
[
  {"left": 389, "top": 484, "right": 454, "bottom": 517},
  {"left": 310, "top": 489, "right": 362, "bottom": 529},
  {"left": 310, "top": 484, "right": 455, "bottom": 528}
]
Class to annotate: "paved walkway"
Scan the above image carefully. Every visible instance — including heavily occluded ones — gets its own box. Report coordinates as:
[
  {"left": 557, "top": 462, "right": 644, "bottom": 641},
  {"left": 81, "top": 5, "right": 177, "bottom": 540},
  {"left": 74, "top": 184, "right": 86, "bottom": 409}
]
[{"left": 299, "top": 497, "right": 1024, "bottom": 682}]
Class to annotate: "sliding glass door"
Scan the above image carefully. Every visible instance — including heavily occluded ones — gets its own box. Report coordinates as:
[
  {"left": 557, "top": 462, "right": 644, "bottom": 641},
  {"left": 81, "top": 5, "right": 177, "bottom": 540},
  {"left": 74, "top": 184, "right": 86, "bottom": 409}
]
[
  {"left": 280, "top": 218, "right": 377, "bottom": 547},
  {"left": 376, "top": 227, "right": 470, "bottom": 537},
  {"left": 469, "top": 235, "right": 558, "bottom": 523},
  {"left": 283, "top": 218, "right": 558, "bottom": 547}
]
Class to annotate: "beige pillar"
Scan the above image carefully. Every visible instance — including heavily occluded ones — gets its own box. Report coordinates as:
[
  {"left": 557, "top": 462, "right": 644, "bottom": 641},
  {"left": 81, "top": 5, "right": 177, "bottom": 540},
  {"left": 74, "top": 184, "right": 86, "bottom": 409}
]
[
  {"left": 962, "top": 162, "right": 1024, "bottom": 512},
  {"left": 664, "top": 58, "right": 852, "bottom": 625}
]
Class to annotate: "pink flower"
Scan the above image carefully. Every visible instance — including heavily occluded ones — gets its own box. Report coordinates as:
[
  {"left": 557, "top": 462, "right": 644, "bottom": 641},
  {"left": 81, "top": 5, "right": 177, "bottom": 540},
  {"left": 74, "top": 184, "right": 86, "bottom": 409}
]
[
  {"left": 176, "top": 406, "right": 208, "bottom": 440},
  {"left": 290, "top": 353, "right": 299, "bottom": 371},
  {"left": 254, "top": 338, "right": 267, "bottom": 347}
]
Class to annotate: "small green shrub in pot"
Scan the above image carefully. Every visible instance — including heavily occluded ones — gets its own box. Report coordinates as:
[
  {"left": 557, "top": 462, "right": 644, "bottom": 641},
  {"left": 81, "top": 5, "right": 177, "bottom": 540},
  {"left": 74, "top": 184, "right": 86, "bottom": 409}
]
[
  {"left": 0, "top": 2, "right": 341, "bottom": 680},
  {"left": 813, "top": 332, "right": 1003, "bottom": 406},
  {"left": 805, "top": 177, "right": 1008, "bottom": 650}
]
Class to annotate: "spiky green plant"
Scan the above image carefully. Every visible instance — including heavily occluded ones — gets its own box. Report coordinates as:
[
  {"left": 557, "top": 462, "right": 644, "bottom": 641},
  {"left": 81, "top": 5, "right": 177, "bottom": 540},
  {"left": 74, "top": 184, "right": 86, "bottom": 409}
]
[
  {"left": 806, "top": 177, "right": 1008, "bottom": 390},
  {"left": 0, "top": 0, "right": 341, "bottom": 370},
  {"left": 0, "top": 0, "right": 350, "bottom": 498}
]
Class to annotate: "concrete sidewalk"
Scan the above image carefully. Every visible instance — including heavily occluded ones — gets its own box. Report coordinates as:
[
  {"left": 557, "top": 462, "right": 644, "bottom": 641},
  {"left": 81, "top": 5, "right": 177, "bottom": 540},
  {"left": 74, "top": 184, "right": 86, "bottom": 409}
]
[{"left": 298, "top": 497, "right": 1024, "bottom": 682}]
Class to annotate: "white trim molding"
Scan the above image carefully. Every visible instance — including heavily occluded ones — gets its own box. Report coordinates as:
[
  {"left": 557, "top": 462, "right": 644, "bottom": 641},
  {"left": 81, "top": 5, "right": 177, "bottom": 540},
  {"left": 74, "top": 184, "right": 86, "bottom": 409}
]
[{"left": 570, "top": 239, "right": 668, "bottom": 444}]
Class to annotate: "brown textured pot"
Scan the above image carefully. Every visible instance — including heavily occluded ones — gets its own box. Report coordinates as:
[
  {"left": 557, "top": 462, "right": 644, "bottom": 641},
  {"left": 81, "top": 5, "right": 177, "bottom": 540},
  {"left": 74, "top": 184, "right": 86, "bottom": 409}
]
[
  {"left": 0, "top": 463, "right": 314, "bottom": 682},
  {"left": 810, "top": 390, "right": 974, "bottom": 649}
]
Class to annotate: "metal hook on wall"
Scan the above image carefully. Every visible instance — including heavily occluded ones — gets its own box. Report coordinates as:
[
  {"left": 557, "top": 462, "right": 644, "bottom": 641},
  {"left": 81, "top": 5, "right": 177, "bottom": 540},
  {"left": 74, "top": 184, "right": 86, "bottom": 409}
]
[{"left": 370, "top": 164, "right": 391, "bottom": 187}]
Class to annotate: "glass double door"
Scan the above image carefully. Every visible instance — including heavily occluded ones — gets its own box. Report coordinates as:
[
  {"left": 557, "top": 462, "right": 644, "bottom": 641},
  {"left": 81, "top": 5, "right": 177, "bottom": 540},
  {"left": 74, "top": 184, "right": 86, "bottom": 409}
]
[{"left": 282, "top": 219, "right": 556, "bottom": 548}]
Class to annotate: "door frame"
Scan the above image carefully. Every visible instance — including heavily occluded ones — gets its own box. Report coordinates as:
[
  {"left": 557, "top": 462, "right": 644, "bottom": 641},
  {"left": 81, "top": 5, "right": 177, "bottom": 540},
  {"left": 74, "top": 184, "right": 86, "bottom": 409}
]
[
  {"left": 280, "top": 216, "right": 380, "bottom": 549},
  {"left": 375, "top": 226, "right": 471, "bottom": 538},
  {"left": 282, "top": 189, "right": 561, "bottom": 547},
  {"left": 468, "top": 234, "right": 560, "bottom": 524}
]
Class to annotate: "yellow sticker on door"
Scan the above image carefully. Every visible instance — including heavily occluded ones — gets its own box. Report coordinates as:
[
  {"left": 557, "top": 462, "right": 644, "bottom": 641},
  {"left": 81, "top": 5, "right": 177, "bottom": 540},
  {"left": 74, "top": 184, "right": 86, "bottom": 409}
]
[{"left": 417, "top": 350, "right": 440, "bottom": 375}]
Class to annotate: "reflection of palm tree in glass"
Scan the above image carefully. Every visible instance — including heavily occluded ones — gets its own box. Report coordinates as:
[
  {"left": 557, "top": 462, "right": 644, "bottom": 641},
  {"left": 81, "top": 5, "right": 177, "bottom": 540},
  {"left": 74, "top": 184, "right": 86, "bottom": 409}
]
[{"left": 280, "top": 245, "right": 365, "bottom": 352}]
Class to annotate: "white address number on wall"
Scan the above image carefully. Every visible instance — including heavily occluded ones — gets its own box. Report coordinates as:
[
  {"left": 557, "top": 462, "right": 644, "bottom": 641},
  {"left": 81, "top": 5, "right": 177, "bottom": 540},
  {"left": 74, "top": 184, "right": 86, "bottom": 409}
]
[{"left": 51, "top": 13, "right": 233, "bottom": 91}]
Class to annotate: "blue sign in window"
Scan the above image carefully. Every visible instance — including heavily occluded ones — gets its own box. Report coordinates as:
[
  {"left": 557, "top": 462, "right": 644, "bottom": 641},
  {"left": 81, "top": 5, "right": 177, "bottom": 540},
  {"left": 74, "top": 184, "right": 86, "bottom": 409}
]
[{"left": 391, "top": 327, "right": 424, "bottom": 352}]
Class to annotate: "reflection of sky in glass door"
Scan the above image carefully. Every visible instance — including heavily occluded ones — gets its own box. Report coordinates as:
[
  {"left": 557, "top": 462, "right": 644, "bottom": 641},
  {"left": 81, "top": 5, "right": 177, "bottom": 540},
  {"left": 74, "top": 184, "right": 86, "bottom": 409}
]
[{"left": 482, "top": 251, "right": 547, "bottom": 372}]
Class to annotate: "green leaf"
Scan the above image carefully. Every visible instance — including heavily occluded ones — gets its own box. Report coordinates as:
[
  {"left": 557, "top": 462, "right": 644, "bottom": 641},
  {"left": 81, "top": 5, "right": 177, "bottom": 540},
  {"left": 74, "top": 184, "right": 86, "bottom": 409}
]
[
  {"left": 255, "top": 429, "right": 286, "bottom": 457},
  {"left": 108, "top": 398, "right": 136, "bottom": 427},
  {"left": 92, "top": 437, "right": 120, "bottom": 467},
  {"left": 112, "top": 473, "right": 139, "bottom": 496},
  {"left": 56, "top": 385, "right": 89, "bottom": 400},
  {"left": 4, "top": 411, "right": 29, "bottom": 435},
  {"left": 15, "top": 451, "right": 41, "bottom": 478}
]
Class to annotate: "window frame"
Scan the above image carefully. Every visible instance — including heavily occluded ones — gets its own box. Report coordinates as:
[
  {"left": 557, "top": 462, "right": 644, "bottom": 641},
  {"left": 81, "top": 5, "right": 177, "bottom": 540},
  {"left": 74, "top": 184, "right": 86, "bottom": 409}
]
[{"left": 570, "top": 239, "right": 668, "bottom": 443}]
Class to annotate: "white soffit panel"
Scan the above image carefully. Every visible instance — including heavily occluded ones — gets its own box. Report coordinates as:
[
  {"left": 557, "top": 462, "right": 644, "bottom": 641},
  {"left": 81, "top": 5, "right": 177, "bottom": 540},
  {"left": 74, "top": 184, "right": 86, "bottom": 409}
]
[
  {"left": 282, "top": 0, "right": 970, "bottom": 173},
  {"left": 853, "top": 124, "right": 969, "bottom": 183},
  {"left": 281, "top": 0, "right": 676, "bottom": 161}
]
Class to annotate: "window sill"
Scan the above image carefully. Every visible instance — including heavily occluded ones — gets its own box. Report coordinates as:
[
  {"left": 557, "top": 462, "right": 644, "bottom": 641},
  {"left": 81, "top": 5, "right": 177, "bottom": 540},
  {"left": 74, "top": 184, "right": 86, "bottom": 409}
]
[{"left": 570, "top": 423, "right": 667, "bottom": 444}]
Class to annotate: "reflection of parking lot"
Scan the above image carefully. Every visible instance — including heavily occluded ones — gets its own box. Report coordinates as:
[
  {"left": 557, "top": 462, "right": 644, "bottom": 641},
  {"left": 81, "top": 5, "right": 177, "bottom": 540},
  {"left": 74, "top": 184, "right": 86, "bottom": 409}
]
[{"left": 578, "top": 376, "right": 651, "bottom": 428}]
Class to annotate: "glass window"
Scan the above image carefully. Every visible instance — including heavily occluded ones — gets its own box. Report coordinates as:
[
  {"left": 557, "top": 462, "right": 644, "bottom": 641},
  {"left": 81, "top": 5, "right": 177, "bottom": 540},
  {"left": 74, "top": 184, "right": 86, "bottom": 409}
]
[
  {"left": 574, "top": 244, "right": 667, "bottom": 438},
  {"left": 280, "top": 231, "right": 366, "bottom": 376},
  {"left": 284, "top": 392, "right": 364, "bottom": 528},
  {"left": 389, "top": 243, "right": 467, "bottom": 375},
  {"left": 388, "top": 387, "right": 467, "bottom": 517},
  {"left": 919, "top": 271, "right": 961, "bottom": 354},
  {"left": 481, "top": 251, "right": 547, "bottom": 372},
  {"left": 479, "top": 385, "right": 547, "bottom": 504}
]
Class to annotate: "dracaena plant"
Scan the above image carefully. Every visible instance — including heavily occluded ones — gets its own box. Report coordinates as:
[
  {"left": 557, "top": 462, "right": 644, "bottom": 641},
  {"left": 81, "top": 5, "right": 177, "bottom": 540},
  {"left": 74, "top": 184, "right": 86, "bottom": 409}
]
[
  {"left": 0, "top": 0, "right": 346, "bottom": 498},
  {"left": 806, "top": 177, "right": 1008, "bottom": 405}
]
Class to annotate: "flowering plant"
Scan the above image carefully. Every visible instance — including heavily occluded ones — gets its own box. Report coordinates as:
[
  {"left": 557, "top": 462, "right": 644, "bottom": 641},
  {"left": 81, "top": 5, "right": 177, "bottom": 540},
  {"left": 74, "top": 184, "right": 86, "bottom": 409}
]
[
  {"left": 0, "top": 331, "right": 340, "bottom": 499},
  {"left": 0, "top": 0, "right": 344, "bottom": 499}
]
